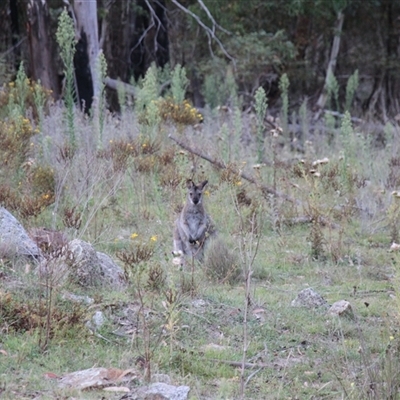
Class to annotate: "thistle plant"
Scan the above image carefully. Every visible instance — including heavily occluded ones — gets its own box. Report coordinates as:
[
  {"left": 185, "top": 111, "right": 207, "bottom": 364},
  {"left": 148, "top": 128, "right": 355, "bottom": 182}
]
[
  {"left": 340, "top": 111, "right": 354, "bottom": 160},
  {"left": 299, "top": 98, "right": 309, "bottom": 140},
  {"left": 279, "top": 73, "right": 289, "bottom": 136},
  {"left": 14, "top": 63, "right": 29, "bottom": 116},
  {"left": 388, "top": 193, "right": 400, "bottom": 244},
  {"left": 232, "top": 105, "right": 243, "bottom": 160},
  {"left": 117, "top": 81, "right": 127, "bottom": 116},
  {"left": 94, "top": 51, "right": 108, "bottom": 150},
  {"left": 136, "top": 63, "right": 161, "bottom": 136},
  {"left": 203, "top": 74, "right": 222, "bottom": 109},
  {"left": 254, "top": 86, "right": 267, "bottom": 163},
  {"left": 345, "top": 69, "right": 359, "bottom": 112},
  {"left": 171, "top": 64, "right": 188, "bottom": 104},
  {"left": 326, "top": 69, "right": 339, "bottom": 111},
  {"left": 33, "top": 80, "right": 46, "bottom": 127},
  {"left": 220, "top": 122, "right": 230, "bottom": 163},
  {"left": 340, "top": 111, "right": 355, "bottom": 191},
  {"left": 225, "top": 65, "right": 238, "bottom": 108},
  {"left": 384, "top": 122, "right": 394, "bottom": 146},
  {"left": 56, "top": 9, "right": 77, "bottom": 150}
]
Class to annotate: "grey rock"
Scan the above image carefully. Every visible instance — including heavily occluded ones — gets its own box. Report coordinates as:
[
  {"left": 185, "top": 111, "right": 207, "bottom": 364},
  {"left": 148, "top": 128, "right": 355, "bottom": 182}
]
[
  {"left": 133, "top": 382, "right": 190, "bottom": 400},
  {"left": 38, "top": 239, "right": 126, "bottom": 289},
  {"left": 68, "top": 239, "right": 102, "bottom": 287},
  {"left": 291, "top": 288, "right": 328, "bottom": 309},
  {"left": 61, "top": 291, "right": 94, "bottom": 304},
  {"left": 85, "top": 310, "right": 106, "bottom": 333},
  {"left": 96, "top": 250, "right": 126, "bottom": 288},
  {"left": 328, "top": 300, "right": 354, "bottom": 318},
  {"left": 0, "top": 207, "right": 41, "bottom": 259},
  {"left": 151, "top": 374, "right": 172, "bottom": 384}
]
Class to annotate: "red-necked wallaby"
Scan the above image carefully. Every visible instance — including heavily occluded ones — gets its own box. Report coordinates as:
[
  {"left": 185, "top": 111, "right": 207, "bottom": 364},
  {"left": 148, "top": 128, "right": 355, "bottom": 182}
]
[{"left": 173, "top": 179, "right": 215, "bottom": 263}]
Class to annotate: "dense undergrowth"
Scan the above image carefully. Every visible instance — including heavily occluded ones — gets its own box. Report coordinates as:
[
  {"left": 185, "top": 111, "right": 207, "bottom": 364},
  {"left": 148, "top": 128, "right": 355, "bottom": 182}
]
[{"left": 1, "top": 58, "right": 400, "bottom": 399}]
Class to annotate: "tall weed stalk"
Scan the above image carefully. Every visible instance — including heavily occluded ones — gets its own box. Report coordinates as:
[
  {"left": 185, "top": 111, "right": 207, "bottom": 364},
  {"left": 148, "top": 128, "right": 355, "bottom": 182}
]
[
  {"left": 254, "top": 87, "right": 267, "bottom": 164},
  {"left": 56, "top": 9, "right": 77, "bottom": 150},
  {"left": 279, "top": 73, "right": 289, "bottom": 136}
]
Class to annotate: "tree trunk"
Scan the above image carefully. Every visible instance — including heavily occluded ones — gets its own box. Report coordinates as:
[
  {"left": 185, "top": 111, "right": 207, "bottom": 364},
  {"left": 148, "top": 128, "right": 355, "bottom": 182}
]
[
  {"left": 26, "top": 0, "right": 60, "bottom": 98},
  {"left": 72, "top": 0, "right": 100, "bottom": 110},
  {"left": 9, "top": 0, "right": 21, "bottom": 71},
  {"left": 315, "top": 10, "right": 344, "bottom": 115}
]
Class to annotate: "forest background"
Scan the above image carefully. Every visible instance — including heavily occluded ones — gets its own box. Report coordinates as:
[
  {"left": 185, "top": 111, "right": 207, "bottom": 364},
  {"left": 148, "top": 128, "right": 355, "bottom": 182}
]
[{"left": 1, "top": 0, "right": 400, "bottom": 119}]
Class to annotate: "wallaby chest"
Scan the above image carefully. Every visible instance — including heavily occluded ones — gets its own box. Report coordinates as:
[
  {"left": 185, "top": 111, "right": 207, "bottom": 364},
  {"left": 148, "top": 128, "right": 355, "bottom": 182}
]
[{"left": 182, "top": 205, "right": 206, "bottom": 231}]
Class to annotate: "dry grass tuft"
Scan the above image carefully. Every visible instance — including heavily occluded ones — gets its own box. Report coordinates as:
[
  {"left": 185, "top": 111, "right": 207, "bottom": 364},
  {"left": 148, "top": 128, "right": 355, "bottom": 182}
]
[{"left": 204, "top": 238, "right": 241, "bottom": 284}]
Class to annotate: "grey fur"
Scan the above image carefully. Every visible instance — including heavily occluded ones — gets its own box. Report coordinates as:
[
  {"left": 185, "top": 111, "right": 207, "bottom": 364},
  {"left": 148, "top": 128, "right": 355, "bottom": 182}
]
[{"left": 173, "top": 180, "right": 214, "bottom": 262}]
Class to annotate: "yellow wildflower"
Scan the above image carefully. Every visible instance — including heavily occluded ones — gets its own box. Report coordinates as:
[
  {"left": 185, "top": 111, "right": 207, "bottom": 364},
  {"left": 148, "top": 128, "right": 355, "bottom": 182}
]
[
  {"left": 150, "top": 235, "right": 157, "bottom": 242},
  {"left": 130, "top": 233, "right": 139, "bottom": 240}
]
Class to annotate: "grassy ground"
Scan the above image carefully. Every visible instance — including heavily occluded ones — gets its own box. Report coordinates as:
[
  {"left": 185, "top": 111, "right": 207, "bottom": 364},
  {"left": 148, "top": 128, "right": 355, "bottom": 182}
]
[{"left": 1, "top": 97, "right": 400, "bottom": 399}]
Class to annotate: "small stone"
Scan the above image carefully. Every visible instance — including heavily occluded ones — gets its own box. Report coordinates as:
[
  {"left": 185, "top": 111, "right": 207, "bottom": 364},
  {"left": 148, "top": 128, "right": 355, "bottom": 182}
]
[
  {"left": 291, "top": 288, "right": 328, "bottom": 309},
  {"left": 328, "top": 300, "right": 354, "bottom": 318}
]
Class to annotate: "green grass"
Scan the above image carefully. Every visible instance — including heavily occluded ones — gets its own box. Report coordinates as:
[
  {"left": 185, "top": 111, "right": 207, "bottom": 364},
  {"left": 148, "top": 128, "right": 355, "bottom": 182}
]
[{"left": 1, "top": 97, "right": 400, "bottom": 399}]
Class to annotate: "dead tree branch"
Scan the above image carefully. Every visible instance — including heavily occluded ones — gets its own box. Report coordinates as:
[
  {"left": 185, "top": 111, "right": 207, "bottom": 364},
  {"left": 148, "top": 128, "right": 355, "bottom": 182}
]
[
  {"left": 168, "top": 134, "right": 297, "bottom": 204},
  {"left": 315, "top": 10, "right": 345, "bottom": 119},
  {"left": 170, "top": 0, "right": 234, "bottom": 63},
  {"left": 104, "top": 77, "right": 136, "bottom": 97},
  {"left": 196, "top": 0, "right": 232, "bottom": 36},
  {"left": 168, "top": 134, "right": 342, "bottom": 230}
]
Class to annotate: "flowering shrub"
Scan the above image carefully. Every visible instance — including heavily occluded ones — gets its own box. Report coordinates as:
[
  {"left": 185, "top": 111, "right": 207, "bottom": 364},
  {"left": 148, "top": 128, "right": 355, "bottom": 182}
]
[{"left": 157, "top": 98, "right": 203, "bottom": 126}]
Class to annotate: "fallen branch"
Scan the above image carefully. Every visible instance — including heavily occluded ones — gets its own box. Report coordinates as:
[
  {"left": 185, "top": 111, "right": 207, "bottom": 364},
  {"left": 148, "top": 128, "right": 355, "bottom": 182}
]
[
  {"left": 169, "top": 135, "right": 342, "bottom": 230},
  {"left": 323, "top": 110, "right": 363, "bottom": 123},
  {"left": 284, "top": 216, "right": 340, "bottom": 229},
  {"left": 209, "top": 359, "right": 269, "bottom": 369},
  {"left": 104, "top": 77, "right": 136, "bottom": 97},
  {"left": 104, "top": 77, "right": 171, "bottom": 99},
  {"left": 168, "top": 134, "right": 297, "bottom": 204}
]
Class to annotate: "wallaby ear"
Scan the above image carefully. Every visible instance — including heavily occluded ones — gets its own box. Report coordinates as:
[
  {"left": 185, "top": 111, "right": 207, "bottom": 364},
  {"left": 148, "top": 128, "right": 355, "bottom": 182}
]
[
  {"left": 200, "top": 180, "right": 208, "bottom": 190},
  {"left": 186, "top": 179, "right": 194, "bottom": 189}
]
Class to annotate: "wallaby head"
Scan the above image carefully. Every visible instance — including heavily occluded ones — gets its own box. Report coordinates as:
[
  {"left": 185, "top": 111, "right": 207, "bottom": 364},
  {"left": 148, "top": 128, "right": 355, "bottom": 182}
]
[{"left": 186, "top": 180, "right": 208, "bottom": 205}]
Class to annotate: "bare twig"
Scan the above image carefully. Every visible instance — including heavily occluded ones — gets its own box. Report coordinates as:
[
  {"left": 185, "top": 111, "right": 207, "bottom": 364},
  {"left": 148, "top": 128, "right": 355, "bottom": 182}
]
[
  {"left": 0, "top": 37, "right": 26, "bottom": 58},
  {"left": 238, "top": 210, "right": 262, "bottom": 398},
  {"left": 209, "top": 359, "right": 269, "bottom": 369},
  {"left": 196, "top": 0, "right": 232, "bottom": 36},
  {"left": 168, "top": 134, "right": 297, "bottom": 204},
  {"left": 245, "top": 367, "right": 263, "bottom": 386},
  {"left": 284, "top": 215, "right": 340, "bottom": 229},
  {"left": 170, "top": 0, "right": 234, "bottom": 63},
  {"left": 324, "top": 109, "right": 363, "bottom": 123}
]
